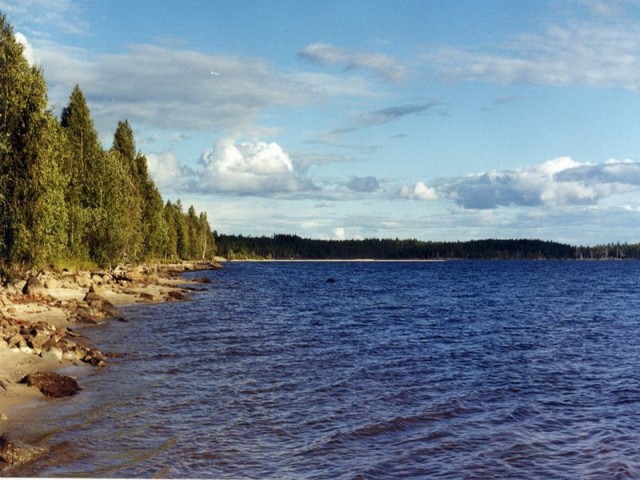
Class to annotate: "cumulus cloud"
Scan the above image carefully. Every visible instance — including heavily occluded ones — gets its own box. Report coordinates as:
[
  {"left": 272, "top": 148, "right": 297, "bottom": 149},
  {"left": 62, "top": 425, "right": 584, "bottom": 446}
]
[
  {"left": 146, "top": 151, "right": 195, "bottom": 192},
  {"left": 424, "top": 20, "right": 640, "bottom": 90},
  {"left": 14, "top": 32, "right": 34, "bottom": 65},
  {"left": 198, "top": 139, "right": 316, "bottom": 195},
  {"left": 436, "top": 157, "right": 640, "bottom": 209},
  {"left": 299, "top": 42, "right": 408, "bottom": 82},
  {"left": 401, "top": 181, "right": 438, "bottom": 200}
]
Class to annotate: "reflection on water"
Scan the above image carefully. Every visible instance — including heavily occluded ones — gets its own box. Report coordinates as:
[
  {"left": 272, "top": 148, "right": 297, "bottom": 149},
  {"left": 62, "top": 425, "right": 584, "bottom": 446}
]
[{"left": 16, "top": 261, "right": 640, "bottom": 478}]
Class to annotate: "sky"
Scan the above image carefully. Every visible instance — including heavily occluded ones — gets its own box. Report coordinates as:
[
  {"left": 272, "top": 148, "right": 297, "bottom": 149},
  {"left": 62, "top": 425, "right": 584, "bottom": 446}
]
[{"left": 2, "top": 0, "right": 640, "bottom": 245}]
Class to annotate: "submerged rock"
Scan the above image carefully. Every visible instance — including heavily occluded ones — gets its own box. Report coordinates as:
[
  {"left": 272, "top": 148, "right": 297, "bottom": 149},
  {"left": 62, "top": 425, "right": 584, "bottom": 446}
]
[
  {"left": 0, "top": 433, "right": 48, "bottom": 465},
  {"left": 21, "top": 371, "right": 80, "bottom": 398}
]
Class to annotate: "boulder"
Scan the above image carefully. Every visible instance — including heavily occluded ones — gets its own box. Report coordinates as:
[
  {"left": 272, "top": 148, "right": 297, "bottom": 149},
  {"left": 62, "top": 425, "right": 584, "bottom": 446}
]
[
  {"left": 0, "top": 433, "right": 48, "bottom": 465},
  {"left": 83, "top": 292, "right": 120, "bottom": 318},
  {"left": 139, "top": 292, "right": 156, "bottom": 301},
  {"left": 21, "top": 371, "right": 80, "bottom": 398}
]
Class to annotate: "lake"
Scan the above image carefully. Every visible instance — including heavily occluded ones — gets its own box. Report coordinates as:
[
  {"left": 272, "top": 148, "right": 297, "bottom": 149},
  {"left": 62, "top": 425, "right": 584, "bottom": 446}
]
[{"left": 19, "top": 261, "right": 640, "bottom": 478}]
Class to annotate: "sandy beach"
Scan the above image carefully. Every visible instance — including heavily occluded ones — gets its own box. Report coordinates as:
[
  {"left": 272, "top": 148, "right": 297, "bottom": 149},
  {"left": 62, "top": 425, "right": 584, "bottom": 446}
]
[{"left": 0, "top": 261, "right": 221, "bottom": 470}]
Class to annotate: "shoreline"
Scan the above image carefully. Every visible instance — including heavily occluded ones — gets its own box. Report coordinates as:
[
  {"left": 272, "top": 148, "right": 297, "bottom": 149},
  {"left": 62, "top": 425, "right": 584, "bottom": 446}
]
[{"left": 0, "top": 261, "right": 221, "bottom": 471}]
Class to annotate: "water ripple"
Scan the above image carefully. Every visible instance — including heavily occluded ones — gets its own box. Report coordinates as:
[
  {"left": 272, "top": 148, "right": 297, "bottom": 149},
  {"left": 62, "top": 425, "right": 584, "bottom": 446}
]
[{"left": 22, "top": 261, "right": 640, "bottom": 478}]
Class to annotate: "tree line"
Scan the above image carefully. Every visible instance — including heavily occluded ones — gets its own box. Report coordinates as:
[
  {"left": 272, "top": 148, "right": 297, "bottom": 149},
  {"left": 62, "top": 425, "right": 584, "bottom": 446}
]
[
  {"left": 0, "top": 14, "right": 216, "bottom": 276},
  {"left": 216, "top": 234, "right": 640, "bottom": 260}
]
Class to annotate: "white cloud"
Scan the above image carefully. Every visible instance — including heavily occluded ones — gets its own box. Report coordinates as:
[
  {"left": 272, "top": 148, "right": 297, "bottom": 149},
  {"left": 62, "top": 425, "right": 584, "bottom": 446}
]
[
  {"left": 401, "top": 181, "right": 438, "bottom": 200},
  {"left": 424, "top": 20, "right": 640, "bottom": 90},
  {"left": 299, "top": 42, "right": 408, "bottom": 82},
  {"left": 146, "top": 151, "right": 194, "bottom": 192},
  {"left": 199, "top": 139, "right": 316, "bottom": 195},
  {"left": 436, "top": 157, "right": 640, "bottom": 209},
  {"left": 0, "top": 0, "right": 88, "bottom": 35},
  {"left": 25, "top": 40, "right": 377, "bottom": 138},
  {"left": 334, "top": 227, "right": 346, "bottom": 240},
  {"left": 14, "top": 32, "right": 34, "bottom": 65}
]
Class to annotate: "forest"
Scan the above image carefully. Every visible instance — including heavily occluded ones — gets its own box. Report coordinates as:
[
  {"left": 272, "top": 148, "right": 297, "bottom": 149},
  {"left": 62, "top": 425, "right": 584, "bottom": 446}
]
[
  {"left": 0, "top": 14, "right": 216, "bottom": 276},
  {"left": 216, "top": 234, "right": 640, "bottom": 260}
]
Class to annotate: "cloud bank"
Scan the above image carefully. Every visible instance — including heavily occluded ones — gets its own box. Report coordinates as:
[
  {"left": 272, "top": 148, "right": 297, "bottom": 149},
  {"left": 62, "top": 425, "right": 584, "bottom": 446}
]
[
  {"left": 22, "top": 39, "right": 376, "bottom": 139},
  {"left": 405, "top": 157, "right": 640, "bottom": 209}
]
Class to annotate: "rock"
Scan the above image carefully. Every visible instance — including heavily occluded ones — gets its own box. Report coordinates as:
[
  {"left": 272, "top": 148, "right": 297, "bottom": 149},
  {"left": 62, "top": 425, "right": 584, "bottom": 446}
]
[
  {"left": 75, "top": 314, "right": 102, "bottom": 325},
  {"left": 21, "top": 371, "right": 80, "bottom": 398},
  {"left": 193, "top": 277, "right": 213, "bottom": 284},
  {"left": 19, "top": 345, "right": 33, "bottom": 355},
  {"left": 7, "top": 333, "right": 25, "bottom": 349},
  {"left": 26, "top": 330, "right": 51, "bottom": 350},
  {"left": 62, "top": 350, "right": 77, "bottom": 361},
  {"left": 167, "top": 290, "right": 188, "bottom": 301},
  {"left": 43, "top": 277, "right": 60, "bottom": 289},
  {"left": 40, "top": 347, "right": 63, "bottom": 361},
  {"left": 139, "top": 292, "right": 156, "bottom": 301},
  {"left": 83, "top": 348, "right": 106, "bottom": 367},
  {"left": 83, "top": 292, "right": 120, "bottom": 318},
  {"left": 0, "top": 433, "right": 48, "bottom": 465},
  {"left": 22, "top": 276, "right": 46, "bottom": 296}
]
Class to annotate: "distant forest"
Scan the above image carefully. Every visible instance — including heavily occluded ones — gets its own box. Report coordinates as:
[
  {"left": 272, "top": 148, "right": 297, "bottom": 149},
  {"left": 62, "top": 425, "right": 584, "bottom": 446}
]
[
  {"left": 0, "top": 14, "right": 216, "bottom": 276},
  {"left": 216, "top": 234, "right": 640, "bottom": 260}
]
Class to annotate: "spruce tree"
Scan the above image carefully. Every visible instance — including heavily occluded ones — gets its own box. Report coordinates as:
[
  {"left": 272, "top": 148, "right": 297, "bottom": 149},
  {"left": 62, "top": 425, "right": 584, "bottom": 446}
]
[{"left": 60, "top": 84, "right": 103, "bottom": 258}]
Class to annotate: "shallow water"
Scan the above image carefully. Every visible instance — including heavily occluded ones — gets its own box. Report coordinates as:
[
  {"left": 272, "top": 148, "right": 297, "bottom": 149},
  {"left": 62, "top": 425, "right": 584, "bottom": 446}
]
[{"left": 18, "top": 261, "right": 640, "bottom": 478}]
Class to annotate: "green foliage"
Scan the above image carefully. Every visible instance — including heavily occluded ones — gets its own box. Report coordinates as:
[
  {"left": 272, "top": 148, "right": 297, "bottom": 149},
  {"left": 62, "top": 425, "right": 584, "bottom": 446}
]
[
  {"left": 0, "top": 12, "right": 217, "bottom": 270},
  {"left": 0, "top": 14, "right": 68, "bottom": 268},
  {"left": 215, "top": 235, "right": 604, "bottom": 260}
]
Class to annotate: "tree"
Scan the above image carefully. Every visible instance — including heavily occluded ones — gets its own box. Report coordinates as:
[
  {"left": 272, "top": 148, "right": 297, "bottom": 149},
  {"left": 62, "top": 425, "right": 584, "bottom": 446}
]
[
  {"left": 112, "top": 120, "right": 136, "bottom": 169},
  {"left": 60, "top": 84, "right": 104, "bottom": 258},
  {"left": 0, "top": 14, "right": 68, "bottom": 269},
  {"left": 87, "top": 150, "right": 142, "bottom": 266},
  {"left": 0, "top": 14, "right": 217, "bottom": 270}
]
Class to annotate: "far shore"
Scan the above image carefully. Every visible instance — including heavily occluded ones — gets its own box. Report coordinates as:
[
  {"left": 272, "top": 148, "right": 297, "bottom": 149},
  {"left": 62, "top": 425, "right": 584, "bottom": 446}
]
[
  {"left": 0, "top": 260, "right": 221, "bottom": 471},
  {"left": 226, "top": 258, "right": 447, "bottom": 262}
]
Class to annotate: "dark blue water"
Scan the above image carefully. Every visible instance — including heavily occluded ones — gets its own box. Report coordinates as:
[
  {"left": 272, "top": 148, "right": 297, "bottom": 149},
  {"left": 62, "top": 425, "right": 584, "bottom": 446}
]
[{"left": 20, "top": 261, "right": 640, "bottom": 478}]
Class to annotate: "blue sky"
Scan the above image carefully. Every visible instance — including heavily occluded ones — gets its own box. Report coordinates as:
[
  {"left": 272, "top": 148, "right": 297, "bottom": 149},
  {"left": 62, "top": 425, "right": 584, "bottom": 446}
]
[{"left": 3, "top": 0, "right": 640, "bottom": 244}]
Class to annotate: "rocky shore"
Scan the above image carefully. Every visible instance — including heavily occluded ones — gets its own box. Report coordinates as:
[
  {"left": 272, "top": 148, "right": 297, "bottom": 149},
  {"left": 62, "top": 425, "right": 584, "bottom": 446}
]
[{"left": 0, "top": 261, "right": 221, "bottom": 472}]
